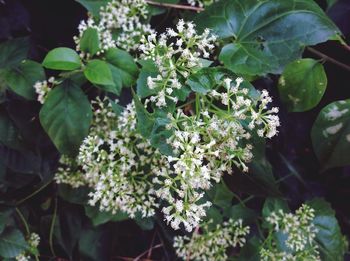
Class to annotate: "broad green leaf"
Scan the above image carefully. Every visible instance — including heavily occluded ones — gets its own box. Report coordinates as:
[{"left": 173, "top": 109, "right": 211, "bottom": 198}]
[
  {"left": 186, "top": 67, "right": 228, "bottom": 94},
  {"left": 134, "top": 95, "right": 155, "bottom": 139},
  {"left": 149, "top": 117, "right": 173, "bottom": 155},
  {"left": 43, "top": 47, "right": 82, "bottom": 71},
  {"left": 0, "top": 228, "right": 28, "bottom": 258},
  {"left": 1, "top": 60, "right": 45, "bottom": 100},
  {"left": 58, "top": 184, "right": 90, "bottom": 204},
  {"left": 207, "top": 181, "right": 234, "bottom": 209},
  {"left": 39, "top": 80, "right": 92, "bottom": 155},
  {"left": 105, "top": 48, "right": 138, "bottom": 86},
  {"left": 79, "top": 226, "right": 111, "bottom": 261},
  {"left": 237, "top": 237, "right": 261, "bottom": 261},
  {"left": 307, "top": 198, "right": 347, "bottom": 261},
  {"left": 85, "top": 206, "right": 128, "bottom": 226},
  {"left": 0, "top": 210, "right": 12, "bottom": 234},
  {"left": 103, "top": 48, "right": 139, "bottom": 94},
  {"left": 84, "top": 59, "right": 114, "bottom": 86},
  {"left": 136, "top": 60, "right": 159, "bottom": 98},
  {"left": 0, "top": 37, "right": 30, "bottom": 69},
  {"left": 0, "top": 109, "right": 23, "bottom": 149},
  {"left": 278, "top": 59, "right": 327, "bottom": 112},
  {"left": 230, "top": 204, "right": 257, "bottom": 225},
  {"left": 75, "top": 0, "right": 109, "bottom": 16},
  {"left": 195, "top": 0, "right": 340, "bottom": 76},
  {"left": 262, "top": 197, "right": 289, "bottom": 220},
  {"left": 80, "top": 27, "right": 100, "bottom": 56},
  {"left": 311, "top": 99, "right": 350, "bottom": 170}
]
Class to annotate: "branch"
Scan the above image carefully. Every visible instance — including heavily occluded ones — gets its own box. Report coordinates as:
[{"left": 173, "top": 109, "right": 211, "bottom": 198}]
[
  {"left": 145, "top": 0, "right": 204, "bottom": 12},
  {"left": 307, "top": 47, "right": 350, "bottom": 72}
]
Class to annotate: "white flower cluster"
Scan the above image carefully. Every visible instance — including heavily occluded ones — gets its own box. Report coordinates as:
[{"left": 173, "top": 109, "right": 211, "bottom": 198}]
[
  {"left": 54, "top": 155, "right": 88, "bottom": 188},
  {"left": 209, "top": 78, "right": 280, "bottom": 139},
  {"left": 74, "top": 18, "right": 116, "bottom": 58},
  {"left": 174, "top": 219, "right": 250, "bottom": 261},
  {"left": 15, "top": 233, "right": 40, "bottom": 261},
  {"left": 139, "top": 20, "right": 216, "bottom": 107},
  {"left": 78, "top": 98, "right": 160, "bottom": 218},
  {"left": 261, "top": 205, "right": 321, "bottom": 261},
  {"left": 33, "top": 77, "right": 56, "bottom": 104},
  {"left": 74, "top": 0, "right": 154, "bottom": 55},
  {"left": 100, "top": 0, "right": 154, "bottom": 51},
  {"left": 187, "top": 0, "right": 219, "bottom": 8}
]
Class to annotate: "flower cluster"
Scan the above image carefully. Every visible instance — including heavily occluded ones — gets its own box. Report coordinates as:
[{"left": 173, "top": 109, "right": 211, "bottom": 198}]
[
  {"left": 187, "top": 0, "right": 219, "bottom": 8},
  {"left": 174, "top": 219, "right": 250, "bottom": 261},
  {"left": 261, "top": 205, "right": 320, "bottom": 260},
  {"left": 15, "top": 233, "right": 40, "bottom": 261},
  {"left": 74, "top": 18, "right": 116, "bottom": 58},
  {"left": 74, "top": 0, "right": 154, "bottom": 55},
  {"left": 139, "top": 20, "right": 217, "bottom": 107},
  {"left": 54, "top": 155, "right": 88, "bottom": 188},
  {"left": 33, "top": 77, "right": 56, "bottom": 104},
  {"left": 100, "top": 0, "right": 154, "bottom": 51}
]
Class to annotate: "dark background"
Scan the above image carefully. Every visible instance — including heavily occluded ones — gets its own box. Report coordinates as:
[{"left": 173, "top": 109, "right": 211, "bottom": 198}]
[{"left": 1, "top": 0, "right": 350, "bottom": 259}]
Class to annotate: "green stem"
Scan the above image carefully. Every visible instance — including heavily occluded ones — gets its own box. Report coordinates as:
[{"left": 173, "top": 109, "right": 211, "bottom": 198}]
[
  {"left": 15, "top": 208, "right": 30, "bottom": 235},
  {"left": 16, "top": 181, "right": 52, "bottom": 205},
  {"left": 49, "top": 198, "right": 57, "bottom": 257}
]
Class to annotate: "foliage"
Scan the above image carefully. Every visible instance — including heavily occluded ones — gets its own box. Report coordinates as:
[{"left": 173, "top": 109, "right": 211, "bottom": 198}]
[{"left": 0, "top": 0, "right": 349, "bottom": 260}]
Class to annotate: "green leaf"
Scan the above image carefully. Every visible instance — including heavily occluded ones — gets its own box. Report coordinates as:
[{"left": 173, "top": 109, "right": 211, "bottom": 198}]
[
  {"left": 105, "top": 48, "right": 139, "bottom": 86},
  {"left": 230, "top": 204, "right": 257, "bottom": 225},
  {"left": 0, "top": 109, "right": 23, "bottom": 149},
  {"left": 311, "top": 99, "right": 350, "bottom": 170},
  {"left": 0, "top": 228, "right": 28, "bottom": 258},
  {"left": 58, "top": 184, "right": 90, "bottom": 205},
  {"left": 0, "top": 210, "right": 12, "bottom": 234},
  {"left": 262, "top": 197, "right": 289, "bottom": 220},
  {"left": 39, "top": 80, "right": 92, "bottom": 155},
  {"left": 80, "top": 28, "right": 100, "bottom": 56},
  {"left": 186, "top": 67, "right": 228, "bottom": 94},
  {"left": 237, "top": 237, "right": 261, "bottom": 261},
  {"left": 307, "top": 198, "right": 347, "bottom": 261},
  {"left": 43, "top": 47, "right": 82, "bottom": 71},
  {"left": 79, "top": 226, "right": 111, "bottom": 261},
  {"left": 207, "top": 181, "right": 234, "bottom": 209},
  {"left": 1, "top": 60, "right": 45, "bottom": 100},
  {"left": 134, "top": 95, "right": 155, "bottom": 139},
  {"left": 136, "top": 60, "right": 159, "bottom": 98},
  {"left": 85, "top": 206, "right": 128, "bottom": 226},
  {"left": 195, "top": 0, "right": 340, "bottom": 76},
  {"left": 278, "top": 59, "right": 327, "bottom": 112},
  {"left": 326, "top": 0, "right": 337, "bottom": 9},
  {"left": 84, "top": 59, "right": 114, "bottom": 86},
  {"left": 103, "top": 48, "right": 139, "bottom": 94},
  {"left": 75, "top": 0, "right": 109, "bottom": 16},
  {"left": 0, "top": 37, "right": 30, "bottom": 69}
]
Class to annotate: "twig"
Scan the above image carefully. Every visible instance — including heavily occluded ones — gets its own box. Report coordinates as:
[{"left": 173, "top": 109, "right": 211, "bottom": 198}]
[
  {"left": 147, "top": 231, "right": 157, "bottom": 259},
  {"left": 135, "top": 244, "right": 162, "bottom": 261},
  {"left": 342, "top": 44, "right": 350, "bottom": 52},
  {"left": 49, "top": 197, "right": 57, "bottom": 257},
  {"left": 16, "top": 181, "right": 52, "bottom": 205},
  {"left": 145, "top": 0, "right": 204, "bottom": 12},
  {"left": 307, "top": 47, "right": 350, "bottom": 72}
]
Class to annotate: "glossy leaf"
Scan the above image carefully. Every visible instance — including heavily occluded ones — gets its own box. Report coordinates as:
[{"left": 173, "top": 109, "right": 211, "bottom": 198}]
[
  {"left": 0, "top": 228, "right": 28, "bottom": 258},
  {"left": 195, "top": 0, "right": 340, "bottom": 76},
  {"left": 85, "top": 206, "right": 128, "bottom": 226},
  {"left": 84, "top": 59, "right": 114, "bottom": 86},
  {"left": 136, "top": 60, "right": 159, "bottom": 98},
  {"left": 39, "top": 80, "right": 92, "bottom": 155},
  {"left": 75, "top": 0, "right": 109, "bottom": 17},
  {"left": 104, "top": 48, "right": 139, "bottom": 94},
  {"left": 311, "top": 99, "right": 350, "bottom": 170},
  {"left": 307, "top": 198, "right": 348, "bottom": 261},
  {"left": 0, "top": 37, "right": 30, "bottom": 69},
  {"left": 80, "top": 27, "right": 100, "bottom": 56},
  {"left": 1, "top": 60, "right": 45, "bottom": 100},
  {"left": 278, "top": 59, "right": 327, "bottom": 112},
  {"left": 43, "top": 47, "right": 82, "bottom": 71}
]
